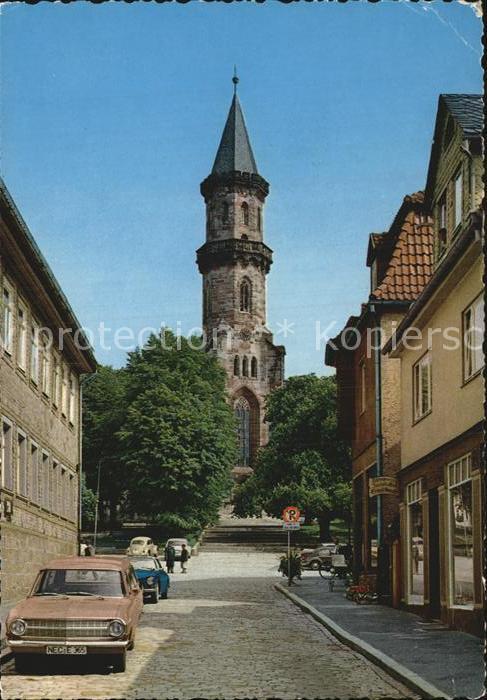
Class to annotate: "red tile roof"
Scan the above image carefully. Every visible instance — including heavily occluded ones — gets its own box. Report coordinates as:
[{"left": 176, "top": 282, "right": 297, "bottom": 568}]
[{"left": 370, "top": 193, "right": 434, "bottom": 301}]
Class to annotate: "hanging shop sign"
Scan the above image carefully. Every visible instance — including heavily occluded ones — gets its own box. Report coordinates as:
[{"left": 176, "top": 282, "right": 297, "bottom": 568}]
[{"left": 369, "top": 476, "right": 399, "bottom": 497}]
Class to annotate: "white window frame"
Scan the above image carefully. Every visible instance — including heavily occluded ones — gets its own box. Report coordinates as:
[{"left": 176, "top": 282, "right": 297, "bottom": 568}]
[
  {"left": 2, "top": 280, "right": 14, "bottom": 355},
  {"left": 61, "top": 364, "right": 68, "bottom": 417},
  {"left": 52, "top": 355, "right": 60, "bottom": 408},
  {"left": 406, "top": 478, "right": 424, "bottom": 605},
  {"left": 17, "top": 303, "right": 27, "bottom": 370},
  {"left": 454, "top": 168, "right": 463, "bottom": 230},
  {"left": 447, "top": 454, "right": 474, "bottom": 610},
  {"left": 30, "top": 321, "right": 40, "bottom": 384},
  {"left": 413, "top": 352, "right": 432, "bottom": 422},
  {"left": 1, "top": 416, "right": 14, "bottom": 492},
  {"left": 41, "top": 334, "right": 51, "bottom": 396},
  {"left": 68, "top": 372, "right": 76, "bottom": 425},
  {"left": 463, "top": 294, "right": 484, "bottom": 382}
]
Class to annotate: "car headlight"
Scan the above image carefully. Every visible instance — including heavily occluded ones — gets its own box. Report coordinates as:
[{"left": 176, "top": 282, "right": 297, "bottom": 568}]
[
  {"left": 108, "top": 619, "right": 126, "bottom": 638},
  {"left": 146, "top": 576, "right": 155, "bottom": 586},
  {"left": 10, "top": 619, "right": 27, "bottom": 636}
]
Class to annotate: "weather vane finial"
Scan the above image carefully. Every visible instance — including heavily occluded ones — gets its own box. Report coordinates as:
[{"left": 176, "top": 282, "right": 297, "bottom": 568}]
[{"left": 232, "top": 65, "right": 239, "bottom": 95}]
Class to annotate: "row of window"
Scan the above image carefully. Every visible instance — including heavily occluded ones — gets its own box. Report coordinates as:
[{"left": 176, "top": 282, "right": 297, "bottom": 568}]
[
  {"left": 1, "top": 278, "right": 78, "bottom": 425},
  {"left": 436, "top": 158, "right": 475, "bottom": 260},
  {"left": 204, "top": 278, "right": 253, "bottom": 318},
  {"left": 412, "top": 294, "right": 484, "bottom": 422},
  {"left": 220, "top": 201, "right": 262, "bottom": 231},
  {"left": 1, "top": 417, "right": 77, "bottom": 523},
  {"left": 234, "top": 355, "right": 258, "bottom": 379},
  {"left": 405, "top": 455, "right": 474, "bottom": 608}
]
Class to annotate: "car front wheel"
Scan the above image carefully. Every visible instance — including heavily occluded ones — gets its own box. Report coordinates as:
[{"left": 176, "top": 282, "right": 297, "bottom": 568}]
[{"left": 309, "top": 560, "right": 321, "bottom": 570}]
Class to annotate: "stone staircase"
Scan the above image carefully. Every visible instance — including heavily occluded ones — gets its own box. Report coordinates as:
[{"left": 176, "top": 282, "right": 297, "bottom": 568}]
[{"left": 200, "top": 516, "right": 320, "bottom": 553}]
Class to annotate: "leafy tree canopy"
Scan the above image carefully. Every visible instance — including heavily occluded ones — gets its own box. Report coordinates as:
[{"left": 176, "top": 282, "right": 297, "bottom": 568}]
[
  {"left": 232, "top": 374, "right": 351, "bottom": 539},
  {"left": 83, "top": 331, "right": 236, "bottom": 531}
]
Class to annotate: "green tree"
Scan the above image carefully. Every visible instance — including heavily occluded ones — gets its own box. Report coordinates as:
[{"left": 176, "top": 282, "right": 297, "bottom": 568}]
[
  {"left": 82, "top": 365, "right": 129, "bottom": 525},
  {"left": 118, "top": 331, "right": 236, "bottom": 529},
  {"left": 232, "top": 374, "right": 351, "bottom": 540},
  {"left": 81, "top": 473, "right": 97, "bottom": 530}
]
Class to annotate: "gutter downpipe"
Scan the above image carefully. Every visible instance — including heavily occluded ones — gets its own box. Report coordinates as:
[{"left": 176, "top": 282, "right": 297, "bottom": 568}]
[{"left": 369, "top": 303, "right": 383, "bottom": 560}]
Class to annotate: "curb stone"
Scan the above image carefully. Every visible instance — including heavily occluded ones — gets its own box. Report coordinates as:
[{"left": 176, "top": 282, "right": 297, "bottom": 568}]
[{"left": 274, "top": 583, "right": 452, "bottom": 700}]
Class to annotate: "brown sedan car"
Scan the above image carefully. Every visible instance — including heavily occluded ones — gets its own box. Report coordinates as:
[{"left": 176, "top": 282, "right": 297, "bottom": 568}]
[{"left": 6, "top": 556, "right": 143, "bottom": 674}]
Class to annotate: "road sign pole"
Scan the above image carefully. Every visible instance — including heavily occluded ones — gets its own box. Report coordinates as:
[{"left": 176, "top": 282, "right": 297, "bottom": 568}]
[{"left": 287, "top": 528, "right": 291, "bottom": 587}]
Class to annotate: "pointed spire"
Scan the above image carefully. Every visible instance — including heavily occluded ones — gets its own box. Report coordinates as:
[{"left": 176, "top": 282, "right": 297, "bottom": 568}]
[{"left": 211, "top": 75, "right": 258, "bottom": 176}]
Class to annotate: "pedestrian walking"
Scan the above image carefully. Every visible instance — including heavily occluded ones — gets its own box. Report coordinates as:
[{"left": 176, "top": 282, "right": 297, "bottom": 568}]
[
  {"left": 165, "top": 543, "right": 176, "bottom": 573},
  {"left": 180, "top": 543, "right": 189, "bottom": 573}
]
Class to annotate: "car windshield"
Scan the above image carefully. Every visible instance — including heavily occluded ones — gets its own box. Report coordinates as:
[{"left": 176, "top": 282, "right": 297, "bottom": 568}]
[
  {"left": 130, "top": 558, "right": 157, "bottom": 570},
  {"left": 168, "top": 539, "right": 186, "bottom": 546},
  {"left": 131, "top": 539, "right": 146, "bottom": 545},
  {"left": 35, "top": 569, "right": 125, "bottom": 597}
]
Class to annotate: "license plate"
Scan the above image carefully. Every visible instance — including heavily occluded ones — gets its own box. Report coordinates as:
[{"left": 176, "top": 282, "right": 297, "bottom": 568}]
[{"left": 46, "top": 646, "right": 87, "bottom": 655}]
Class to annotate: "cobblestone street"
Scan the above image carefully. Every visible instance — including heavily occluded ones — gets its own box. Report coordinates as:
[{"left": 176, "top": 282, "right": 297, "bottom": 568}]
[{"left": 2, "top": 550, "right": 413, "bottom": 699}]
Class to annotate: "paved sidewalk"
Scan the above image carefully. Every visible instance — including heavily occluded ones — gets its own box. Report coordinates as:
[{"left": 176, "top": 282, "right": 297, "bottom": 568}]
[{"left": 283, "top": 574, "right": 484, "bottom": 699}]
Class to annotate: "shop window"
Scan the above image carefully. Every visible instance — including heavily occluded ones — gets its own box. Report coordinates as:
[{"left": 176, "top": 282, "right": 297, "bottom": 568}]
[
  {"left": 413, "top": 352, "right": 432, "bottom": 422},
  {"left": 1, "top": 419, "right": 14, "bottom": 491},
  {"left": 406, "top": 479, "right": 424, "bottom": 602},
  {"left": 448, "top": 455, "right": 473, "bottom": 608},
  {"left": 463, "top": 294, "right": 484, "bottom": 381}
]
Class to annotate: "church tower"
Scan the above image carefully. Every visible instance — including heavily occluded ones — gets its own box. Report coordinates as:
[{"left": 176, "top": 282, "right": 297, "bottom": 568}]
[{"left": 197, "top": 75, "right": 285, "bottom": 479}]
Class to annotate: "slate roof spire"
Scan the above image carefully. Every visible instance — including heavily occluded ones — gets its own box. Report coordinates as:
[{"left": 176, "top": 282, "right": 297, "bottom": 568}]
[{"left": 212, "top": 73, "right": 258, "bottom": 175}]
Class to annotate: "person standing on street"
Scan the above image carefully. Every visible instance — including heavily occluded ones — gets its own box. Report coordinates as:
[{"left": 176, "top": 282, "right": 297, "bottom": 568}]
[
  {"left": 180, "top": 544, "right": 189, "bottom": 573},
  {"left": 165, "top": 543, "right": 176, "bottom": 573}
]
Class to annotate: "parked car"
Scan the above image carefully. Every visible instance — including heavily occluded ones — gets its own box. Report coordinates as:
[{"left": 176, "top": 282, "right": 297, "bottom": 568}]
[
  {"left": 164, "top": 538, "right": 191, "bottom": 561},
  {"left": 300, "top": 543, "right": 337, "bottom": 570},
  {"left": 6, "top": 555, "right": 143, "bottom": 674},
  {"left": 126, "top": 537, "right": 158, "bottom": 557},
  {"left": 128, "top": 556, "right": 170, "bottom": 604}
]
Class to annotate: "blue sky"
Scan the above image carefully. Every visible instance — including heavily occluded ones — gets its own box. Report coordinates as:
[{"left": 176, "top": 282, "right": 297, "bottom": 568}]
[{"left": 2, "top": 1, "right": 482, "bottom": 377}]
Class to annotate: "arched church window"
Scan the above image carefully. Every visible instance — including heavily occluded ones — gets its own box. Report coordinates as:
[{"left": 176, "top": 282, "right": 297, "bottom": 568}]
[
  {"left": 240, "top": 279, "right": 251, "bottom": 313},
  {"left": 241, "top": 202, "right": 249, "bottom": 226},
  {"left": 234, "top": 396, "right": 251, "bottom": 466},
  {"left": 234, "top": 355, "right": 240, "bottom": 376},
  {"left": 222, "top": 202, "right": 229, "bottom": 224},
  {"left": 257, "top": 208, "right": 262, "bottom": 232},
  {"left": 251, "top": 356, "right": 258, "bottom": 378},
  {"left": 242, "top": 356, "right": 249, "bottom": 377}
]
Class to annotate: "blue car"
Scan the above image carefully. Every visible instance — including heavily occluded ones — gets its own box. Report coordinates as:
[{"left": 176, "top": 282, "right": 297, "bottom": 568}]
[{"left": 128, "top": 555, "right": 170, "bottom": 604}]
